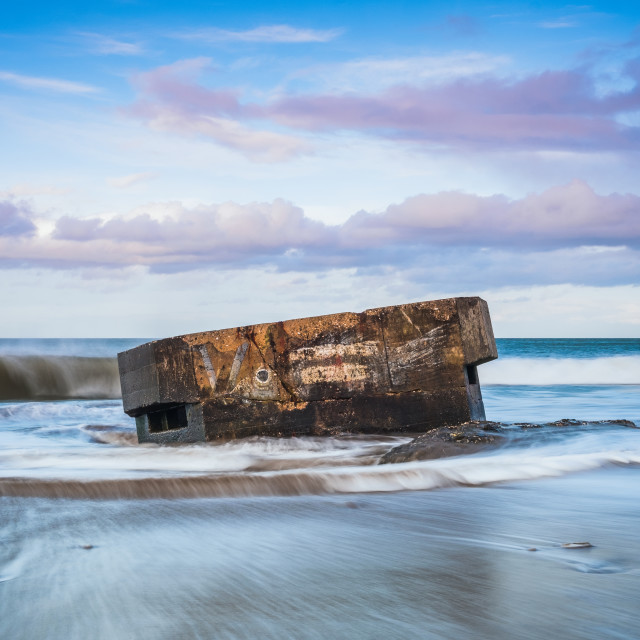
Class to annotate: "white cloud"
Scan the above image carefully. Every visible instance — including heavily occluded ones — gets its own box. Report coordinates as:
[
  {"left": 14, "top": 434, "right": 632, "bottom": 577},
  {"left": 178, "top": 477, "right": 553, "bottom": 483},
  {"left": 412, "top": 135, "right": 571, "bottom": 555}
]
[
  {"left": 285, "top": 52, "right": 510, "bottom": 94},
  {"left": 481, "top": 284, "right": 640, "bottom": 337},
  {"left": 144, "top": 110, "right": 312, "bottom": 162},
  {"left": 176, "top": 24, "right": 344, "bottom": 44},
  {"left": 538, "top": 20, "right": 577, "bottom": 29},
  {"left": 78, "top": 32, "right": 145, "bottom": 55},
  {"left": 0, "top": 71, "right": 99, "bottom": 94},
  {"left": 107, "top": 172, "right": 156, "bottom": 189}
]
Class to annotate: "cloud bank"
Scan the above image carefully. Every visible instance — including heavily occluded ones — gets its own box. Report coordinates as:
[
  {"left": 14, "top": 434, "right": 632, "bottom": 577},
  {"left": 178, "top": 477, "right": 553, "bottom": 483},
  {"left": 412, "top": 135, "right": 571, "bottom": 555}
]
[
  {"left": 1, "top": 181, "right": 638, "bottom": 289},
  {"left": 127, "top": 58, "right": 311, "bottom": 161},
  {"left": 126, "top": 55, "right": 640, "bottom": 160}
]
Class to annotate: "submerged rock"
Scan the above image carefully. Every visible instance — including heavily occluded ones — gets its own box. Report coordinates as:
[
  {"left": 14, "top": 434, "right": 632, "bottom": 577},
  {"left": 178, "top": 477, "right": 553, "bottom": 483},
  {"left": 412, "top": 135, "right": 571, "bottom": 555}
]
[
  {"left": 378, "top": 418, "right": 636, "bottom": 464},
  {"left": 546, "top": 419, "right": 636, "bottom": 428},
  {"left": 378, "top": 421, "right": 506, "bottom": 463}
]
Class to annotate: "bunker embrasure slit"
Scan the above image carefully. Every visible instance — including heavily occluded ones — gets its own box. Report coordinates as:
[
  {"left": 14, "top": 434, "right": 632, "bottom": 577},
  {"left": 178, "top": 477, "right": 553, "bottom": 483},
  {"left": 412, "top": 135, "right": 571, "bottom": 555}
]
[
  {"left": 147, "top": 405, "right": 189, "bottom": 433},
  {"left": 148, "top": 410, "right": 165, "bottom": 433}
]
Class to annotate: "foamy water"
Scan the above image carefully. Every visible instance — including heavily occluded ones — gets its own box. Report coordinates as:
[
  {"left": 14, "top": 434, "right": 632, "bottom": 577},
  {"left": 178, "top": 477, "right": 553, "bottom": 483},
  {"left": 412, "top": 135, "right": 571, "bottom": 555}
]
[
  {"left": 0, "top": 338, "right": 638, "bottom": 495},
  {"left": 1, "top": 424, "right": 638, "bottom": 499},
  {"left": 481, "top": 355, "right": 640, "bottom": 385},
  {"left": 1, "top": 338, "right": 639, "bottom": 640}
]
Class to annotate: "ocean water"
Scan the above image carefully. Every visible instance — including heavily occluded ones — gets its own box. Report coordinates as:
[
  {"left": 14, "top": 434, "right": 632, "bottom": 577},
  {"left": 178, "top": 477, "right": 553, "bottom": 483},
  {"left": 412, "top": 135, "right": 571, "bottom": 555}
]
[{"left": 0, "top": 338, "right": 639, "bottom": 639}]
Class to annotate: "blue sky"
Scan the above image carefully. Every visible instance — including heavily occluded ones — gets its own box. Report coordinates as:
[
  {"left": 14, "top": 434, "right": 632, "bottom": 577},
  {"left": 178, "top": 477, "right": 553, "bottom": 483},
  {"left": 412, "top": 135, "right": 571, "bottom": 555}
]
[{"left": 1, "top": 1, "right": 639, "bottom": 337}]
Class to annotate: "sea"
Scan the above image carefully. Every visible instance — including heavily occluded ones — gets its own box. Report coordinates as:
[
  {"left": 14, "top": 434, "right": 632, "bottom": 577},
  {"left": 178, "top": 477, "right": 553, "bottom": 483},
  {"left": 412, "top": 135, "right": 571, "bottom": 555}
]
[{"left": 1, "top": 338, "right": 639, "bottom": 640}]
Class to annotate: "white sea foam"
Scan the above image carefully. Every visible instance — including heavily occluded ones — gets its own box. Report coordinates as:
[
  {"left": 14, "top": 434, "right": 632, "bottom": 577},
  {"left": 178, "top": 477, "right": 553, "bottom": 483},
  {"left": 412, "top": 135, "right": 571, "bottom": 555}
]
[
  {"left": 1, "top": 444, "right": 639, "bottom": 499},
  {"left": 324, "top": 447, "right": 640, "bottom": 494},
  {"left": 1, "top": 428, "right": 638, "bottom": 498},
  {"left": 481, "top": 355, "right": 640, "bottom": 385},
  {"left": 0, "top": 434, "right": 409, "bottom": 479}
]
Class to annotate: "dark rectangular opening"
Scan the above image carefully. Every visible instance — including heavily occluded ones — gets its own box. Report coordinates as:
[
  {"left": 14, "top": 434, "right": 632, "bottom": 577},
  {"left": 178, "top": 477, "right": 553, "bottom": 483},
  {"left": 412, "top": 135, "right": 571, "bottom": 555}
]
[
  {"left": 148, "top": 410, "right": 166, "bottom": 433},
  {"left": 165, "top": 405, "right": 189, "bottom": 430},
  {"left": 466, "top": 365, "right": 478, "bottom": 385},
  {"left": 147, "top": 405, "right": 189, "bottom": 433}
]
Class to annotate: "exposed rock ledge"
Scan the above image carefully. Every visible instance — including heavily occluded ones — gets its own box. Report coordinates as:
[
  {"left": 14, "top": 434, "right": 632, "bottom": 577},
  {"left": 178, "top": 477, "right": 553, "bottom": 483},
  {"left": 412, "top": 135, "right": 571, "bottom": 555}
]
[
  {"left": 378, "top": 419, "right": 637, "bottom": 464},
  {"left": 379, "top": 421, "right": 505, "bottom": 463}
]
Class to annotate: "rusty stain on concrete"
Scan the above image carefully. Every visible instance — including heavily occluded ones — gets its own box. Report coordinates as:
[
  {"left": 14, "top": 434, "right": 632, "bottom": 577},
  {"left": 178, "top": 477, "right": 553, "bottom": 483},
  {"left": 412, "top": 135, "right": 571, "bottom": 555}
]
[{"left": 117, "top": 297, "right": 498, "bottom": 443}]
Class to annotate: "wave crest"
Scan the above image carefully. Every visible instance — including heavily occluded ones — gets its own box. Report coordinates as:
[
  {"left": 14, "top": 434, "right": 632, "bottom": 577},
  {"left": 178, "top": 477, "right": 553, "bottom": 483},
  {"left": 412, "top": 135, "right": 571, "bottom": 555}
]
[
  {"left": 0, "top": 356, "right": 120, "bottom": 401},
  {"left": 1, "top": 444, "right": 638, "bottom": 500},
  {"left": 482, "top": 356, "right": 640, "bottom": 385}
]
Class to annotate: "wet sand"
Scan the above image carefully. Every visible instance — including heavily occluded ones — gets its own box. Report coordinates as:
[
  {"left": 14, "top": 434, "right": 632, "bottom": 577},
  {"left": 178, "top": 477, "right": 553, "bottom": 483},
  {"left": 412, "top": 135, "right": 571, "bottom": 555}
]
[{"left": 2, "top": 466, "right": 639, "bottom": 640}]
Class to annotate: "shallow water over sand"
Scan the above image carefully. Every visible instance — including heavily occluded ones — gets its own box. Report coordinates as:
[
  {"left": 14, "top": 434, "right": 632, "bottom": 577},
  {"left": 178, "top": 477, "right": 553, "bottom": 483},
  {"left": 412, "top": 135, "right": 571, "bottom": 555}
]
[
  {"left": 2, "top": 469, "right": 639, "bottom": 640},
  {"left": 1, "top": 338, "right": 639, "bottom": 639}
]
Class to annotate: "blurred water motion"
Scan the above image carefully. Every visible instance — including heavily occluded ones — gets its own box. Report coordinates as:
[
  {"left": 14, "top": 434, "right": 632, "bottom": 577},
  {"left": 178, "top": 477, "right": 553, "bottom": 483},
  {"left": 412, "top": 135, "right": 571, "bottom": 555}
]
[
  {"left": 1, "top": 338, "right": 639, "bottom": 639},
  {"left": 1, "top": 470, "right": 639, "bottom": 640}
]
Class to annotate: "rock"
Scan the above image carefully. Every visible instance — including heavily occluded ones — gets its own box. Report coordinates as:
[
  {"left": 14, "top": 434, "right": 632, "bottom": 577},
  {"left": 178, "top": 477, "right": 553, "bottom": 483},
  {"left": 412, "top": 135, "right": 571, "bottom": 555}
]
[
  {"left": 594, "top": 419, "right": 637, "bottom": 428},
  {"left": 378, "top": 421, "right": 505, "bottom": 463},
  {"left": 546, "top": 419, "right": 588, "bottom": 427},
  {"left": 545, "top": 419, "right": 637, "bottom": 429},
  {"left": 562, "top": 542, "right": 593, "bottom": 549}
]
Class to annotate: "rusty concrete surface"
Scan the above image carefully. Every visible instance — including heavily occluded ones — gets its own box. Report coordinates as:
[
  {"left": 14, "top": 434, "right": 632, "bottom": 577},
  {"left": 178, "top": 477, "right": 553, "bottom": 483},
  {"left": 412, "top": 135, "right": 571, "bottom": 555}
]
[{"left": 118, "top": 297, "right": 497, "bottom": 443}]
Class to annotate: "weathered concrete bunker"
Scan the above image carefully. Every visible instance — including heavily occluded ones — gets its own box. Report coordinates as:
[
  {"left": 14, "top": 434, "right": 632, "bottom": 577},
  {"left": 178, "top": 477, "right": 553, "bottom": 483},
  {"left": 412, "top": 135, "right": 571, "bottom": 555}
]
[{"left": 118, "top": 297, "right": 497, "bottom": 444}]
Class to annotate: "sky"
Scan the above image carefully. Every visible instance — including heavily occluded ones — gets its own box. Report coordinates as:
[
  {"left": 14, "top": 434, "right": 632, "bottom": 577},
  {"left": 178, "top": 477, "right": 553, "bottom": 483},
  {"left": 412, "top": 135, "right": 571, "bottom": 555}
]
[{"left": 1, "top": 0, "right": 639, "bottom": 337}]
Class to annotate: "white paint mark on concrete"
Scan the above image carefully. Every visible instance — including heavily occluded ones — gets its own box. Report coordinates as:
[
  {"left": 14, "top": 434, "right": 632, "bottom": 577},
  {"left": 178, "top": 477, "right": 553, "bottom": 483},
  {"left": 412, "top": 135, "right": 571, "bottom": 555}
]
[
  {"left": 289, "top": 342, "right": 379, "bottom": 362},
  {"left": 228, "top": 341, "right": 249, "bottom": 389},
  {"left": 198, "top": 345, "right": 217, "bottom": 390},
  {"left": 295, "top": 363, "right": 371, "bottom": 384}
]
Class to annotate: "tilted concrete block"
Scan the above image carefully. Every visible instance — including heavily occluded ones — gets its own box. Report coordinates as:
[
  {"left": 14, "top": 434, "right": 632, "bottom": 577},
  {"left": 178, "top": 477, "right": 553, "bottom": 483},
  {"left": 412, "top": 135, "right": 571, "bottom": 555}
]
[{"left": 118, "top": 297, "right": 497, "bottom": 443}]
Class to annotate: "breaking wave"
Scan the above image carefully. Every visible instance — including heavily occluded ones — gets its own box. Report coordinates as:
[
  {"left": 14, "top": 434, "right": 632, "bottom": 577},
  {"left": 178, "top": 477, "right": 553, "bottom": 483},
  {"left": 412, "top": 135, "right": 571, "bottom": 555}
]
[
  {"left": 1, "top": 446, "right": 638, "bottom": 500},
  {"left": 481, "top": 356, "right": 640, "bottom": 386},
  {"left": 1, "top": 427, "right": 638, "bottom": 500},
  {"left": 0, "top": 356, "right": 120, "bottom": 401}
]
